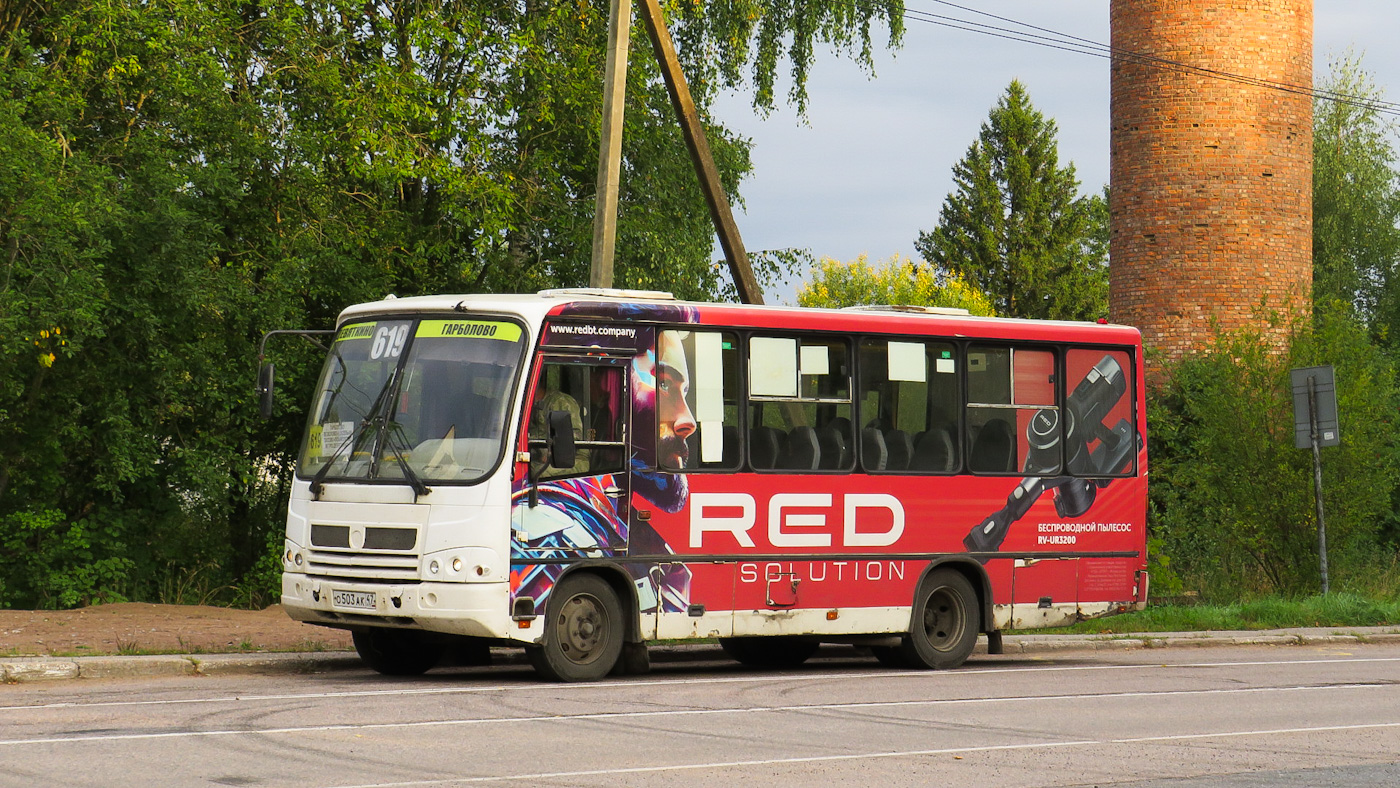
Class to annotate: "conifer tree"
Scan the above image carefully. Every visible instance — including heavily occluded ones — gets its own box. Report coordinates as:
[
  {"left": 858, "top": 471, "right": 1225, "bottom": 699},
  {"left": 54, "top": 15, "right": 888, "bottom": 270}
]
[{"left": 915, "top": 81, "right": 1106, "bottom": 321}]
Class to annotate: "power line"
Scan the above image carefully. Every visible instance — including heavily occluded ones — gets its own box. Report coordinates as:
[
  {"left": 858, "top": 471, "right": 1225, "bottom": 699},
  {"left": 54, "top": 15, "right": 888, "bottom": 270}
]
[{"left": 869, "top": 0, "right": 1400, "bottom": 119}]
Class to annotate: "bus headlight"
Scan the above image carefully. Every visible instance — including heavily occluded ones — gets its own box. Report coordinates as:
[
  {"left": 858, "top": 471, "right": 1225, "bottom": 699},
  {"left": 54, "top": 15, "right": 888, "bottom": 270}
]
[
  {"left": 422, "top": 548, "right": 501, "bottom": 583},
  {"left": 283, "top": 541, "right": 306, "bottom": 571}
]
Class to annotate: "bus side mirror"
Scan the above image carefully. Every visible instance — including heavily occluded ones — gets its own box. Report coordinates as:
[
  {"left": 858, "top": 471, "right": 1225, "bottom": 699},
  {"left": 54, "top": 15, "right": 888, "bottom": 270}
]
[
  {"left": 546, "top": 410, "right": 576, "bottom": 469},
  {"left": 258, "top": 362, "right": 276, "bottom": 419}
]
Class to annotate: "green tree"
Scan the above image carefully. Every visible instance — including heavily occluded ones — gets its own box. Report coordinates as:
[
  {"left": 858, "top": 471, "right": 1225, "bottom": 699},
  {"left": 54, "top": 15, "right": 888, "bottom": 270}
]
[
  {"left": 915, "top": 80, "right": 1107, "bottom": 321},
  {"left": 0, "top": 0, "right": 906, "bottom": 607},
  {"left": 796, "top": 253, "right": 995, "bottom": 315},
  {"left": 1312, "top": 53, "right": 1400, "bottom": 343},
  {"left": 1149, "top": 303, "right": 1400, "bottom": 598}
]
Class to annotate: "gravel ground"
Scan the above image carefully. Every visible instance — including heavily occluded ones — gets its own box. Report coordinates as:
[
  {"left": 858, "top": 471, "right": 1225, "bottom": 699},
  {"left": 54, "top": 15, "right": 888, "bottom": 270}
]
[{"left": 0, "top": 603, "right": 353, "bottom": 657}]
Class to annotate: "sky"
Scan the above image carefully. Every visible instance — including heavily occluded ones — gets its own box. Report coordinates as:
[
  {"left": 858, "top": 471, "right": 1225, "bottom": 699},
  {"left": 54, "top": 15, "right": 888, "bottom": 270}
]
[{"left": 706, "top": 1, "right": 1400, "bottom": 304}]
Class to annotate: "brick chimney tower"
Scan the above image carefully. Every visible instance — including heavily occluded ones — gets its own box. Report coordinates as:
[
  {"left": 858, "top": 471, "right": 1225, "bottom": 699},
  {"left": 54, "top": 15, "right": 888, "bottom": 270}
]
[{"left": 1109, "top": 1, "right": 1313, "bottom": 367}]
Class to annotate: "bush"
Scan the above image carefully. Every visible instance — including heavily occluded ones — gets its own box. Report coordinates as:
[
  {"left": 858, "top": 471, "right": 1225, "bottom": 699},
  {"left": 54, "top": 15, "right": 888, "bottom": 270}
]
[
  {"left": 1150, "top": 303, "right": 1400, "bottom": 599},
  {"left": 0, "top": 508, "right": 135, "bottom": 608}
]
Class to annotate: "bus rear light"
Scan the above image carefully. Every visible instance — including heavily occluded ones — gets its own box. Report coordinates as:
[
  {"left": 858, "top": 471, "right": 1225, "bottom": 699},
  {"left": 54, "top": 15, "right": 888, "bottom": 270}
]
[
  {"left": 452, "top": 558, "right": 464, "bottom": 573},
  {"left": 429, "top": 560, "right": 440, "bottom": 575}
]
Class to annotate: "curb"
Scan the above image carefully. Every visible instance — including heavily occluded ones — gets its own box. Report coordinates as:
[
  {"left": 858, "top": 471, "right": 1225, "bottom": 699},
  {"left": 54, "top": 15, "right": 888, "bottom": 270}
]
[{"left": 6, "top": 628, "right": 1400, "bottom": 684}]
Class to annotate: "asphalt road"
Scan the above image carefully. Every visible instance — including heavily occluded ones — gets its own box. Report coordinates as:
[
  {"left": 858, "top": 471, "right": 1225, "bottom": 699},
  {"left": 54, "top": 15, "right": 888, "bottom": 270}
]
[{"left": 3, "top": 644, "right": 1400, "bottom": 787}]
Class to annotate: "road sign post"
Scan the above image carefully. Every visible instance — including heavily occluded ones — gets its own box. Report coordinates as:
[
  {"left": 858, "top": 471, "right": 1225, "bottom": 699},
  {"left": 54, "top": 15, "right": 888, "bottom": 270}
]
[{"left": 1291, "top": 365, "right": 1339, "bottom": 594}]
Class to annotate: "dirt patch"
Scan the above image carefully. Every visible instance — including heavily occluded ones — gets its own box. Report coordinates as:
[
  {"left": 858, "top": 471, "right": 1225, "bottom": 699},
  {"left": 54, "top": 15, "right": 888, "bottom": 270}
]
[{"left": 0, "top": 603, "right": 353, "bottom": 657}]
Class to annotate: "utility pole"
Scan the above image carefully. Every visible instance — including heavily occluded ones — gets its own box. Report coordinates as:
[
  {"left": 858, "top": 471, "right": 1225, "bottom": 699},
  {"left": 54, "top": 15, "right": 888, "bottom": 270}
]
[
  {"left": 586, "top": 0, "right": 765, "bottom": 304},
  {"left": 588, "top": 0, "right": 632, "bottom": 288},
  {"left": 635, "top": 0, "right": 763, "bottom": 304}
]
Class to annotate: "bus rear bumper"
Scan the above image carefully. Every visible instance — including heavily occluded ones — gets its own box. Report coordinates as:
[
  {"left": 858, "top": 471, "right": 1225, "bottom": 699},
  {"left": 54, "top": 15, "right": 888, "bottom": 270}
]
[{"left": 281, "top": 573, "right": 514, "bottom": 641}]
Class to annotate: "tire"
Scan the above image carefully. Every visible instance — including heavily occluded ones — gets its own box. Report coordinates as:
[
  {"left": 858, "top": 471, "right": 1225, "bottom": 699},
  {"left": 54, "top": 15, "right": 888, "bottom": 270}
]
[
  {"left": 870, "top": 644, "right": 913, "bottom": 668},
  {"left": 352, "top": 629, "right": 447, "bottom": 676},
  {"left": 447, "top": 638, "right": 493, "bottom": 667},
  {"left": 718, "top": 636, "right": 819, "bottom": 669},
  {"left": 528, "top": 574, "right": 624, "bottom": 682},
  {"left": 895, "top": 568, "right": 979, "bottom": 670}
]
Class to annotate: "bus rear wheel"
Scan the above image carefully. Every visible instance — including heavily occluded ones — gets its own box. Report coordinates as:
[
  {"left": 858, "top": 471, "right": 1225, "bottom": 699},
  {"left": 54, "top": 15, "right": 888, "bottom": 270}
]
[
  {"left": 528, "top": 574, "right": 624, "bottom": 682},
  {"left": 719, "top": 636, "right": 819, "bottom": 669},
  {"left": 352, "top": 629, "right": 447, "bottom": 676},
  {"left": 896, "top": 568, "right": 979, "bottom": 670}
]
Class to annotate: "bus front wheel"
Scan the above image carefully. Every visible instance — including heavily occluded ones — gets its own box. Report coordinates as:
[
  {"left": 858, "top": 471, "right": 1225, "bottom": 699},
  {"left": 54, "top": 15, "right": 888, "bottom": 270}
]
[
  {"left": 352, "top": 629, "right": 446, "bottom": 676},
  {"left": 528, "top": 574, "right": 624, "bottom": 682},
  {"left": 896, "top": 569, "right": 978, "bottom": 670}
]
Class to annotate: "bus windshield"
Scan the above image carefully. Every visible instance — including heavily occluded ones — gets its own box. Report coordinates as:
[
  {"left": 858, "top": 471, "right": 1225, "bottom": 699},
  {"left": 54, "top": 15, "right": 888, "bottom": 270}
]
[{"left": 297, "top": 317, "right": 527, "bottom": 485}]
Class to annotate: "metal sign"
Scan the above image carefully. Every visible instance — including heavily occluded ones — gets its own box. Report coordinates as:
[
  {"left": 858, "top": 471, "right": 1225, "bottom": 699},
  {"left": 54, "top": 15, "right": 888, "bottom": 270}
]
[
  {"left": 1291, "top": 365, "right": 1340, "bottom": 449},
  {"left": 1291, "top": 365, "right": 1337, "bottom": 595}
]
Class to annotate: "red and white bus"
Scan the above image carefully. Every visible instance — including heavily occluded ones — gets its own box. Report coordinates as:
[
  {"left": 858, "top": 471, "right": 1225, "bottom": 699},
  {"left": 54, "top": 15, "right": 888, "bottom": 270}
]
[{"left": 271, "top": 288, "right": 1147, "bottom": 681}]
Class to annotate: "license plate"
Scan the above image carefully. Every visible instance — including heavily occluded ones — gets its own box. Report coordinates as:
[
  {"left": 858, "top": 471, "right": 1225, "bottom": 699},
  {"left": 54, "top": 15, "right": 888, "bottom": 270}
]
[{"left": 332, "top": 590, "right": 377, "bottom": 610}]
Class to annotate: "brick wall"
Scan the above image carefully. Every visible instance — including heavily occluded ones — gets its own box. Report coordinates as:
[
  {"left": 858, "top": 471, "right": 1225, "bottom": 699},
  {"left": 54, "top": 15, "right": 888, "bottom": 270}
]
[{"left": 1109, "top": 0, "right": 1313, "bottom": 368}]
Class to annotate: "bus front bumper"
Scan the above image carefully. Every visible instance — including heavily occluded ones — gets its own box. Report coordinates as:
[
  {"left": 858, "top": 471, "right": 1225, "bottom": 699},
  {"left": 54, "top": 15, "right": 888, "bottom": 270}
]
[{"left": 281, "top": 573, "right": 519, "bottom": 641}]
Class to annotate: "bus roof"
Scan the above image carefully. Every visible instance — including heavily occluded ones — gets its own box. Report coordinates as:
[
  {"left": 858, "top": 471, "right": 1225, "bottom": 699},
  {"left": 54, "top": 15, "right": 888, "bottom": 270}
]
[{"left": 335, "top": 289, "right": 1142, "bottom": 346}]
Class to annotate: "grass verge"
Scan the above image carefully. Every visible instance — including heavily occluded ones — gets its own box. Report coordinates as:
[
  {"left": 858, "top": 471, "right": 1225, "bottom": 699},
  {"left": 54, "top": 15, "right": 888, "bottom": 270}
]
[{"left": 1023, "top": 593, "right": 1400, "bottom": 635}]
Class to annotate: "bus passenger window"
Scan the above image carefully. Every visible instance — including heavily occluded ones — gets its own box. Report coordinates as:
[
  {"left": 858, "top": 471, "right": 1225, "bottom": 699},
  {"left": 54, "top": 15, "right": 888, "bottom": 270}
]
[
  {"left": 748, "top": 335, "right": 852, "bottom": 472},
  {"left": 1064, "top": 348, "right": 1136, "bottom": 478},
  {"left": 857, "top": 339, "right": 960, "bottom": 473},
  {"left": 966, "top": 346, "right": 1058, "bottom": 475},
  {"left": 659, "top": 330, "right": 740, "bottom": 471}
]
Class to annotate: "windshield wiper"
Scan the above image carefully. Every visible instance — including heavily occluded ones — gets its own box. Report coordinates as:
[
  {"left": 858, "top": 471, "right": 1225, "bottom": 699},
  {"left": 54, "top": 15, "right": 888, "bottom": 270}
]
[
  {"left": 382, "top": 421, "right": 432, "bottom": 499},
  {"left": 365, "top": 365, "right": 432, "bottom": 498},
  {"left": 309, "top": 368, "right": 400, "bottom": 500}
]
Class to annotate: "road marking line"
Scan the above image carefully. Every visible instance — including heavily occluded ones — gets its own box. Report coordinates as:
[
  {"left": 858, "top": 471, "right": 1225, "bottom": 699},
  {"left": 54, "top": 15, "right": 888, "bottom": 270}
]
[
  {"left": 0, "top": 682, "right": 1393, "bottom": 747},
  {"left": 324, "top": 722, "right": 1400, "bottom": 788},
  {"left": 326, "top": 740, "right": 1104, "bottom": 788},
  {"left": 5, "top": 655, "right": 1400, "bottom": 713}
]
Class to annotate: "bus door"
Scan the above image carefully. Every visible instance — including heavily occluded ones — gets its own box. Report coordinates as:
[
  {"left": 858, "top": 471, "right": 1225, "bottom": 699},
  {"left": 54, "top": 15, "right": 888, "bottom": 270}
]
[{"left": 511, "top": 355, "right": 632, "bottom": 605}]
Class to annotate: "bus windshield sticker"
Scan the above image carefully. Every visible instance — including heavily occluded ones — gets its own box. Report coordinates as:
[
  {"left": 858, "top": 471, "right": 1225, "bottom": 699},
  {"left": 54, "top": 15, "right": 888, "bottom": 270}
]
[
  {"left": 320, "top": 421, "right": 355, "bottom": 455},
  {"left": 335, "top": 323, "right": 375, "bottom": 342},
  {"left": 800, "top": 344, "right": 830, "bottom": 376},
  {"left": 416, "top": 320, "right": 523, "bottom": 342},
  {"left": 369, "top": 324, "right": 409, "bottom": 359},
  {"left": 750, "top": 337, "right": 797, "bottom": 397},
  {"left": 888, "top": 341, "right": 926, "bottom": 382}
]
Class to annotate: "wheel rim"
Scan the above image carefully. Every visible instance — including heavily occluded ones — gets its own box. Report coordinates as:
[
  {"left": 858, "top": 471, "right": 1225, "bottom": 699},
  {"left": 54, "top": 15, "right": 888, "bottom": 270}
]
[
  {"left": 557, "top": 592, "right": 609, "bottom": 665},
  {"left": 920, "top": 585, "right": 966, "bottom": 653}
]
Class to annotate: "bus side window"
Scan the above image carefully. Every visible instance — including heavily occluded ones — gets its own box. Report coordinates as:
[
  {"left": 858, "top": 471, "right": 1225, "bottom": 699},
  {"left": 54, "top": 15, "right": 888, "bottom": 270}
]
[
  {"left": 529, "top": 362, "right": 627, "bottom": 479},
  {"left": 1064, "top": 348, "right": 1136, "bottom": 478},
  {"left": 858, "top": 339, "right": 960, "bottom": 473},
  {"left": 966, "top": 346, "right": 1058, "bottom": 475},
  {"left": 659, "top": 330, "right": 741, "bottom": 471},
  {"left": 748, "top": 335, "right": 853, "bottom": 472}
]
